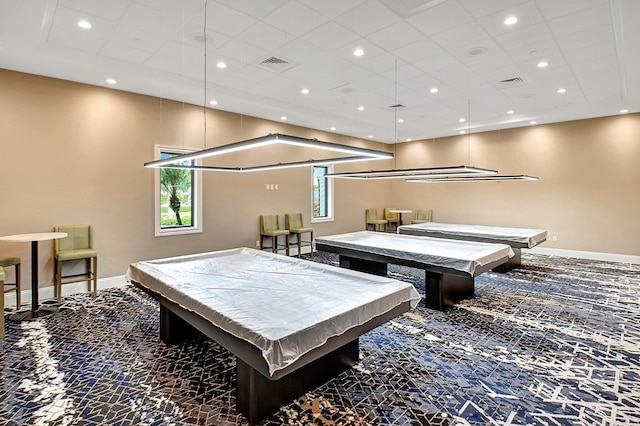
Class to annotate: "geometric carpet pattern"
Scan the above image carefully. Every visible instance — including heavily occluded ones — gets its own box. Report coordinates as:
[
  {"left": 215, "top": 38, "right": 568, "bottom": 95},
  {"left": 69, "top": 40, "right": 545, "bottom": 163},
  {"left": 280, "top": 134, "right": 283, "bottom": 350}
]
[{"left": 1, "top": 253, "right": 639, "bottom": 425}]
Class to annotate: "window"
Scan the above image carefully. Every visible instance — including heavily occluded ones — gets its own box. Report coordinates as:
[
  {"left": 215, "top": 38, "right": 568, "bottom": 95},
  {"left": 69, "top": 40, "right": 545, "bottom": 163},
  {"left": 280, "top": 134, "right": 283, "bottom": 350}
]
[
  {"left": 312, "top": 166, "right": 333, "bottom": 222},
  {"left": 154, "top": 145, "right": 202, "bottom": 236}
]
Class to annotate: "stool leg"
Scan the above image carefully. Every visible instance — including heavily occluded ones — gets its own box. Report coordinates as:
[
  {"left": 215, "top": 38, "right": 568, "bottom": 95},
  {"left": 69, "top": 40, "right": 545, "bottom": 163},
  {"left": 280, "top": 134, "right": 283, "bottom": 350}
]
[
  {"left": 92, "top": 256, "right": 98, "bottom": 299},
  {"left": 56, "top": 259, "right": 63, "bottom": 304},
  {"left": 285, "top": 234, "right": 290, "bottom": 256},
  {"left": 16, "top": 262, "right": 21, "bottom": 309},
  {"left": 272, "top": 236, "right": 277, "bottom": 253}
]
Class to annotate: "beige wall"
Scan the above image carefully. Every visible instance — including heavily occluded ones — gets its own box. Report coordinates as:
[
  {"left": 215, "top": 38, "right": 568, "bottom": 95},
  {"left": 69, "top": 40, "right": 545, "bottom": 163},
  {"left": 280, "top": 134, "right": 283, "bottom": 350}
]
[
  {"left": 390, "top": 117, "right": 640, "bottom": 255},
  {"left": 1, "top": 69, "right": 638, "bottom": 291},
  {"left": 0, "top": 69, "right": 392, "bottom": 288}
]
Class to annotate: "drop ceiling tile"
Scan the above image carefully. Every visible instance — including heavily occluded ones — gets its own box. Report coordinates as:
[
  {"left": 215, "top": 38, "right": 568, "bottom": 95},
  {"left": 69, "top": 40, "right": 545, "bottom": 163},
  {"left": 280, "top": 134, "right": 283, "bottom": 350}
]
[
  {"left": 303, "top": 21, "right": 360, "bottom": 51},
  {"left": 367, "top": 21, "right": 424, "bottom": 51},
  {"left": 120, "top": 2, "right": 163, "bottom": 37},
  {"left": 430, "top": 22, "right": 491, "bottom": 52},
  {"left": 262, "top": 1, "right": 328, "bottom": 38},
  {"left": 476, "top": 1, "right": 545, "bottom": 37},
  {"left": 335, "top": 0, "right": 400, "bottom": 37},
  {"left": 214, "top": 0, "right": 289, "bottom": 20},
  {"left": 100, "top": 40, "right": 154, "bottom": 64},
  {"left": 457, "top": 0, "right": 528, "bottom": 18},
  {"left": 51, "top": 6, "right": 117, "bottom": 41},
  {"left": 300, "top": 0, "right": 367, "bottom": 19},
  {"left": 546, "top": 3, "right": 611, "bottom": 38},
  {"left": 204, "top": 3, "right": 257, "bottom": 38},
  {"left": 536, "top": 0, "right": 608, "bottom": 20},
  {"left": 59, "top": 0, "right": 132, "bottom": 21},
  {"left": 109, "top": 25, "right": 165, "bottom": 54},
  {"left": 233, "top": 21, "right": 289, "bottom": 52},
  {"left": 554, "top": 25, "right": 614, "bottom": 54},
  {"left": 144, "top": 40, "right": 202, "bottom": 74},
  {"left": 210, "top": 39, "right": 268, "bottom": 67},
  {"left": 393, "top": 38, "right": 444, "bottom": 64},
  {"left": 406, "top": 0, "right": 473, "bottom": 37},
  {"left": 47, "top": 25, "right": 108, "bottom": 54}
]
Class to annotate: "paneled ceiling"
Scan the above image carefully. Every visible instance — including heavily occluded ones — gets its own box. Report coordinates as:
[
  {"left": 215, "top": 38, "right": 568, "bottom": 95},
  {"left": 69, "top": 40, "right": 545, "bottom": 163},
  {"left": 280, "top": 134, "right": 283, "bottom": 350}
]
[{"left": 1, "top": 0, "right": 639, "bottom": 143}]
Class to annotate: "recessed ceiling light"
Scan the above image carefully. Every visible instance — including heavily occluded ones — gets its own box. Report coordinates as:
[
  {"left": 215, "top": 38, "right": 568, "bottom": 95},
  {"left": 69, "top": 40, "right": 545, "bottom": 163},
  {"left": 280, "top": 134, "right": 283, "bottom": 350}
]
[
  {"left": 105, "top": 78, "right": 117, "bottom": 85},
  {"left": 430, "top": 87, "right": 438, "bottom": 94},
  {"left": 405, "top": 138, "right": 412, "bottom": 142},
  {"left": 397, "top": 118, "right": 404, "bottom": 123},
  {"left": 280, "top": 116, "right": 287, "bottom": 121},
  {"left": 530, "top": 120, "right": 537, "bottom": 125},
  {"left": 330, "top": 127, "right": 336, "bottom": 131},
  {"left": 357, "top": 106, "right": 365, "bottom": 111},
  {"left": 620, "top": 109, "right": 629, "bottom": 113},
  {"left": 368, "top": 135, "right": 374, "bottom": 139},
  {"left": 354, "top": 48, "right": 364, "bottom": 57},
  {"left": 507, "top": 110, "right": 515, "bottom": 114},
  {"left": 301, "top": 88, "right": 309, "bottom": 95},
  {"left": 557, "top": 88, "right": 567, "bottom": 94},
  {"left": 77, "top": 20, "right": 92, "bottom": 29},
  {"left": 460, "top": 130, "right": 466, "bottom": 134},
  {"left": 537, "top": 60, "right": 548, "bottom": 68},
  {"left": 216, "top": 61, "right": 227, "bottom": 69},
  {"left": 459, "top": 118, "right": 466, "bottom": 123},
  {"left": 504, "top": 16, "right": 518, "bottom": 25},
  {"left": 209, "top": 100, "right": 218, "bottom": 106}
]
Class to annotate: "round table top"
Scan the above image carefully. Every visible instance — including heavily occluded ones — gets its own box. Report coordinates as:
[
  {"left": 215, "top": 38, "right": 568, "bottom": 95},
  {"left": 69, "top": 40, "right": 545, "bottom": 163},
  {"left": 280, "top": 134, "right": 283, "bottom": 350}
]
[
  {"left": 388, "top": 209, "right": 413, "bottom": 214},
  {"left": 0, "top": 232, "right": 68, "bottom": 242}
]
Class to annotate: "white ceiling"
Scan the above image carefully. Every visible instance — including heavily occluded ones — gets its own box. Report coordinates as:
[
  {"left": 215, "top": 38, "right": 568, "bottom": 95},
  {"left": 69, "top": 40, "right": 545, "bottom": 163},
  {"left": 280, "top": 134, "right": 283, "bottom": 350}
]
[{"left": 1, "top": 0, "right": 639, "bottom": 143}]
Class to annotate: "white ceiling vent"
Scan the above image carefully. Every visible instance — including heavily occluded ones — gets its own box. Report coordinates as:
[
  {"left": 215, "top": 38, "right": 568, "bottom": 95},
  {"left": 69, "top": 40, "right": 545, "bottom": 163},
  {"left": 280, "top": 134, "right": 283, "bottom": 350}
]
[
  {"left": 379, "top": 0, "right": 448, "bottom": 18},
  {"left": 498, "top": 77, "right": 530, "bottom": 88},
  {"left": 257, "top": 55, "right": 297, "bottom": 73}
]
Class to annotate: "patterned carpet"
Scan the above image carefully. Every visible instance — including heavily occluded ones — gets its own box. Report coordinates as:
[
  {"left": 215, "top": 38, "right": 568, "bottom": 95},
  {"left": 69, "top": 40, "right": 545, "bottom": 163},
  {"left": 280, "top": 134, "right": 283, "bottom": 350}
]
[{"left": 1, "top": 253, "right": 639, "bottom": 425}]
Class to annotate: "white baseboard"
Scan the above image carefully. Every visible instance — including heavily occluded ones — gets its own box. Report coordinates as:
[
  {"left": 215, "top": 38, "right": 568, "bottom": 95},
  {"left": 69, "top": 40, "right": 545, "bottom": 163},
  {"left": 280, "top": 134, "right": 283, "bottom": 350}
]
[
  {"left": 3, "top": 275, "right": 128, "bottom": 308},
  {"left": 527, "top": 247, "right": 640, "bottom": 265}
]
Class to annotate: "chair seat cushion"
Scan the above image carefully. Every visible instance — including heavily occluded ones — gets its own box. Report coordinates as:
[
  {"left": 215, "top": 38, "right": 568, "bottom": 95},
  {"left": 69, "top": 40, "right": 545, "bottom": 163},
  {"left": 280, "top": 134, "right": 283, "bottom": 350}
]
[
  {"left": 411, "top": 220, "right": 429, "bottom": 224},
  {"left": 262, "top": 230, "right": 290, "bottom": 237},
  {"left": 0, "top": 257, "right": 20, "bottom": 267},
  {"left": 56, "top": 249, "right": 98, "bottom": 261},
  {"left": 289, "top": 227, "right": 313, "bottom": 233},
  {"left": 367, "top": 220, "right": 387, "bottom": 224}
]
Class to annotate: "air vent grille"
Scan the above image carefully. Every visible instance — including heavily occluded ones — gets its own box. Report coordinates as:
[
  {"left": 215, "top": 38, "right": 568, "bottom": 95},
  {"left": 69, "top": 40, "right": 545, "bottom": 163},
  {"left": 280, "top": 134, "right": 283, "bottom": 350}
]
[
  {"left": 389, "top": 104, "right": 406, "bottom": 108},
  {"left": 498, "top": 76, "right": 529, "bottom": 88},
  {"left": 257, "top": 55, "right": 298, "bottom": 73}
]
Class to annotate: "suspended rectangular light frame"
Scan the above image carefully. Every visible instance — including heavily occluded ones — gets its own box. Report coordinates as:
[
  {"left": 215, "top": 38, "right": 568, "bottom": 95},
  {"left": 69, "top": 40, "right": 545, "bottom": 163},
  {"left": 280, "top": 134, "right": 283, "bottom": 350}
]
[
  {"left": 407, "top": 175, "right": 539, "bottom": 183},
  {"left": 325, "top": 165, "right": 498, "bottom": 180},
  {"left": 144, "top": 133, "right": 393, "bottom": 171}
]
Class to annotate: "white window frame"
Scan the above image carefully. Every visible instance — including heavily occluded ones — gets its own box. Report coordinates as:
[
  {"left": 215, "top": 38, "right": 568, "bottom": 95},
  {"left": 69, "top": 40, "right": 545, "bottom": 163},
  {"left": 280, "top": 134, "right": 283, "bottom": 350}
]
[
  {"left": 154, "top": 145, "right": 203, "bottom": 237},
  {"left": 311, "top": 165, "right": 334, "bottom": 223}
]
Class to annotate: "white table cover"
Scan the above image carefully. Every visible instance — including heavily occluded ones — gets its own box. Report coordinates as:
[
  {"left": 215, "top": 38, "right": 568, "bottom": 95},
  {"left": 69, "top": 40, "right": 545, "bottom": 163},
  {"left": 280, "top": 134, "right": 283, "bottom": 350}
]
[
  {"left": 315, "top": 231, "right": 514, "bottom": 276},
  {"left": 126, "top": 248, "right": 420, "bottom": 376},
  {"left": 397, "top": 222, "right": 547, "bottom": 248}
]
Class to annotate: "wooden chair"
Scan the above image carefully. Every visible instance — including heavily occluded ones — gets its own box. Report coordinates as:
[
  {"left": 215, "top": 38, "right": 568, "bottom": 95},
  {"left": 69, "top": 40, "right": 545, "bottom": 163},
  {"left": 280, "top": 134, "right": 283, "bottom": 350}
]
[
  {"left": 0, "top": 257, "right": 21, "bottom": 309},
  {"left": 411, "top": 209, "right": 433, "bottom": 224},
  {"left": 54, "top": 225, "right": 98, "bottom": 303},
  {"left": 285, "top": 213, "right": 313, "bottom": 257},
  {"left": 384, "top": 208, "right": 399, "bottom": 232},
  {"left": 365, "top": 209, "right": 388, "bottom": 232},
  {"left": 260, "top": 215, "right": 290, "bottom": 256}
]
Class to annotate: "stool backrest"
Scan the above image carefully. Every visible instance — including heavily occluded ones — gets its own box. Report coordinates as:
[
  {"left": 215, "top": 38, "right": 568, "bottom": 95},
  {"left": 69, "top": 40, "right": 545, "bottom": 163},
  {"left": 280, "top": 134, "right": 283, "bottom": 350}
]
[
  {"left": 260, "top": 215, "right": 280, "bottom": 233},
  {"left": 285, "top": 213, "right": 303, "bottom": 229},
  {"left": 54, "top": 225, "right": 93, "bottom": 252}
]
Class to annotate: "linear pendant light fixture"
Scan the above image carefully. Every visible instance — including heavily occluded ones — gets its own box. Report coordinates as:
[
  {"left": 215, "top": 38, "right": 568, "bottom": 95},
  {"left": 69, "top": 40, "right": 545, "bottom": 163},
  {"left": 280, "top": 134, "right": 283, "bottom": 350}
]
[
  {"left": 326, "top": 165, "right": 497, "bottom": 180},
  {"left": 406, "top": 174, "right": 539, "bottom": 183},
  {"left": 144, "top": 133, "right": 394, "bottom": 171}
]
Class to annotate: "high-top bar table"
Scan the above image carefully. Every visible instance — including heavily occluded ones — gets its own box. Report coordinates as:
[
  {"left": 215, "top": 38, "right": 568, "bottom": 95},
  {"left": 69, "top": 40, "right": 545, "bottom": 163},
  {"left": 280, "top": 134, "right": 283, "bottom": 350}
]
[
  {"left": 388, "top": 209, "right": 412, "bottom": 226},
  {"left": 0, "top": 232, "right": 67, "bottom": 321}
]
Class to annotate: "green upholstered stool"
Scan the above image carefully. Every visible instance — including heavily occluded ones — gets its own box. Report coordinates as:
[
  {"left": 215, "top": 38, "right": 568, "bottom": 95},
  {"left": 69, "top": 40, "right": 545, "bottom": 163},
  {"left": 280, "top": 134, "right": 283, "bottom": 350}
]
[
  {"left": 384, "top": 207, "right": 400, "bottom": 232},
  {"left": 365, "top": 208, "right": 388, "bottom": 232},
  {"left": 259, "top": 215, "right": 290, "bottom": 256},
  {"left": 1, "top": 266, "right": 5, "bottom": 339},
  {"left": 411, "top": 209, "right": 433, "bottom": 224},
  {"left": 285, "top": 213, "right": 313, "bottom": 257},
  {"left": 0, "top": 257, "right": 21, "bottom": 309},
  {"left": 54, "top": 225, "right": 98, "bottom": 304}
]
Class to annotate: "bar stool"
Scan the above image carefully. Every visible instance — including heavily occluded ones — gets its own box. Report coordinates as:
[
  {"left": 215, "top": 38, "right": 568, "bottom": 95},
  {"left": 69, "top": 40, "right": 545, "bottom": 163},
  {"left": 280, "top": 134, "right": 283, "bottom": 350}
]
[
  {"left": 285, "top": 213, "right": 313, "bottom": 257},
  {"left": 54, "top": 225, "right": 98, "bottom": 303},
  {"left": 0, "top": 257, "right": 21, "bottom": 309},
  {"left": 365, "top": 209, "right": 388, "bottom": 232},
  {"left": 259, "top": 215, "right": 290, "bottom": 256}
]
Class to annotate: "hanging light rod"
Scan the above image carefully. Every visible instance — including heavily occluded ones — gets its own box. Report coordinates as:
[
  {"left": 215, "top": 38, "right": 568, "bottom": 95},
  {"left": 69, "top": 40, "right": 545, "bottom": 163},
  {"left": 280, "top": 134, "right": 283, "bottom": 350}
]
[
  {"left": 144, "top": 133, "right": 393, "bottom": 169},
  {"left": 325, "top": 165, "right": 497, "bottom": 180},
  {"left": 407, "top": 175, "right": 539, "bottom": 183}
]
